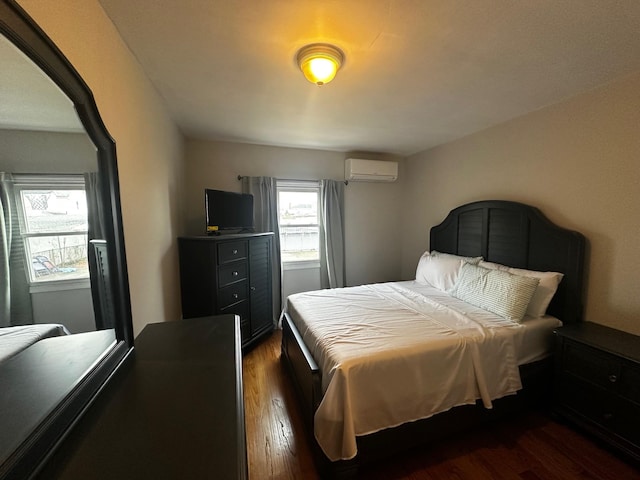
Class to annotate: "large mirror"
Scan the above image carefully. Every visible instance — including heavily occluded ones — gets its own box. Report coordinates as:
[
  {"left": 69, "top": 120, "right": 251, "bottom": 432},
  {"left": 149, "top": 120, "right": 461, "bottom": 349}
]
[{"left": 0, "top": 2, "right": 133, "bottom": 479}]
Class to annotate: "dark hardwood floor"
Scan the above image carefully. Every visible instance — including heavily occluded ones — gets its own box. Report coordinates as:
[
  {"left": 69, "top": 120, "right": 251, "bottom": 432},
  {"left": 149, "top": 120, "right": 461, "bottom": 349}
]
[{"left": 243, "top": 330, "right": 640, "bottom": 480}]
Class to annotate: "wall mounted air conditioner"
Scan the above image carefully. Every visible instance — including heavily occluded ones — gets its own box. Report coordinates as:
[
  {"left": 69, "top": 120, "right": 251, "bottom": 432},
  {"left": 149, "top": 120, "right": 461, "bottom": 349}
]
[{"left": 345, "top": 158, "right": 398, "bottom": 182}]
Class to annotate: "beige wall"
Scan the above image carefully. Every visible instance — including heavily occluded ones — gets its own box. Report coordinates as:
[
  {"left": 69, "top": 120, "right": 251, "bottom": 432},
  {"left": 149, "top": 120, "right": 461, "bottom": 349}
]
[
  {"left": 402, "top": 72, "right": 640, "bottom": 335},
  {"left": 20, "top": 0, "right": 185, "bottom": 335},
  {"left": 184, "top": 139, "right": 406, "bottom": 286},
  {"left": 17, "top": 0, "right": 639, "bottom": 336}
]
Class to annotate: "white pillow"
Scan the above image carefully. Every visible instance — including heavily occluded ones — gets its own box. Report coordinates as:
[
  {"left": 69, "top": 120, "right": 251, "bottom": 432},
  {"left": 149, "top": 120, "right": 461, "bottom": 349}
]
[
  {"left": 449, "top": 263, "right": 540, "bottom": 322},
  {"left": 479, "top": 260, "right": 564, "bottom": 318},
  {"left": 415, "top": 251, "right": 467, "bottom": 291},
  {"left": 431, "top": 250, "right": 483, "bottom": 265},
  {"left": 478, "top": 260, "right": 509, "bottom": 271}
]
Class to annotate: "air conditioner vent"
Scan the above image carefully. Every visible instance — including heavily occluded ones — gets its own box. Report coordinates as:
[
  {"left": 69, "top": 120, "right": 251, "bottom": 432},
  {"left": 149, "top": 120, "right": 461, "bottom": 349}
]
[{"left": 345, "top": 158, "right": 398, "bottom": 182}]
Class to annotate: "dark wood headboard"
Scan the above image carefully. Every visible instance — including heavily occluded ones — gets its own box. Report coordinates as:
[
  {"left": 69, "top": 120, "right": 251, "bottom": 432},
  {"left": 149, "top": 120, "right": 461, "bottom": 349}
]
[{"left": 430, "top": 200, "right": 586, "bottom": 324}]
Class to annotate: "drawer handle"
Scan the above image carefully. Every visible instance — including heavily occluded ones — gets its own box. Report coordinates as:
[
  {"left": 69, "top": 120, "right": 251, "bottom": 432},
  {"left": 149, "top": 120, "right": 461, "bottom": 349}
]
[
  {"left": 232, "top": 249, "right": 238, "bottom": 255},
  {"left": 608, "top": 374, "right": 618, "bottom": 383},
  {"left": 233, "top": 293, "right": 239, "bottom": 299},
  {"left": 232, "top": 271, "right": 239, "bottom": 277},
  {"left": 251, "top": 286, "right": 256, "bottom": 291}
]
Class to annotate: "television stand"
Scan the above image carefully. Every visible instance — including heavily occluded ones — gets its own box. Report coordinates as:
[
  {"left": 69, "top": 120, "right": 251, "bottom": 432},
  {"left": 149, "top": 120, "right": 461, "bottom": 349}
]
[{"left": 178, "top": 232, "right": 274, "bottom": 349}]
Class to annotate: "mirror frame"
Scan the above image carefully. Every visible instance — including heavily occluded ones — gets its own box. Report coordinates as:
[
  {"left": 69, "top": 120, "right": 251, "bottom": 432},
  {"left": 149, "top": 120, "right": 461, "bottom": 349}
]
[{"left": 0, "top": 1, "right": 134, "bottom": 479}]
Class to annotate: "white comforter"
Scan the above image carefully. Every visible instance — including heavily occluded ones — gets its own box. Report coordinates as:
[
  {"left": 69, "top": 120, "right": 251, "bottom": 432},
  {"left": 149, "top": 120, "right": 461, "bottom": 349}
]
[
  {"left": 0, "top": 324, "right": 70, "bottom": 364},
  {"left": 285, "top": 281, "right": 556, "bottom": 461}
]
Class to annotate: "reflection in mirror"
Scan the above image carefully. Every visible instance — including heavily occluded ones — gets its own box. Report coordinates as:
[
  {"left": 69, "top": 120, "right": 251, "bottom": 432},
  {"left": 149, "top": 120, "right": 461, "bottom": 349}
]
[
  {"left": 0, "top": 12, "right": 102, "bottom": 329},
  {"left": 0, "top": 14, "right": 119, "bottom": 479}
]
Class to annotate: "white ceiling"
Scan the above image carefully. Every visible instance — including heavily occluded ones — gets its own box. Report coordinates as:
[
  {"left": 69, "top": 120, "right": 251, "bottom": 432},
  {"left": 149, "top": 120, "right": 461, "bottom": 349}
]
[
  {"left": 4, "top": 1, "right": 640, "bottom": 155},
  {"left": 96, "top": 0, "right": 640, "bottom": 156},
  {"left": 0, "top": 34, "right": 83, "bottom": 132}
]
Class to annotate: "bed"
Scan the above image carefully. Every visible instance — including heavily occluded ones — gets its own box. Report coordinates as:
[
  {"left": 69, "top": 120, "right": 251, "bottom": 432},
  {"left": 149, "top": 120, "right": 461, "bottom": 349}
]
[
  {"left": 280, "top": 200, "right": 586, "bottom": 478},
  {"left": 0, "top": 324, "right": 70, "bottom": 364}
]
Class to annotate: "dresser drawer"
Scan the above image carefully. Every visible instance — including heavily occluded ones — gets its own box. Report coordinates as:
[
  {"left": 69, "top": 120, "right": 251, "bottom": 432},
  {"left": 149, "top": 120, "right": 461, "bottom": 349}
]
[
  {"left": 562, "top": 341, "right": 621, "bottom": 391},
  {"left": 218, "top": 241, "right": 247, "bottom": 264},
  {"left": 218, "top": 282, "right": 247, "bottom": 309},
  {"left": 218, "top": 262, "right": 247, "bottom": 287}
]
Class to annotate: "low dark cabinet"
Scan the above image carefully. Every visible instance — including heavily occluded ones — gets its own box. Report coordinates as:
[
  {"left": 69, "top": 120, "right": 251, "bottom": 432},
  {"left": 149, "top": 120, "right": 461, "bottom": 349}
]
[
  {"left": 178, "top": 232, "right": 274, "bottom": 348},
  {"left": 36, "top": 315, "right": 247, "bottom": 479},
  {"left": 554, "top": 322, "right": 640, "bottom": 462}
]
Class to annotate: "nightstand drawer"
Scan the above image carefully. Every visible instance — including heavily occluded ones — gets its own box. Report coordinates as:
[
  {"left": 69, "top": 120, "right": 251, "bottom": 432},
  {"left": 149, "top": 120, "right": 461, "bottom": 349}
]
[
  {"left": 554, "top": 323, "right": 640, "bottom": 463},
  {"left": 218, "top": 241, "right": 247, "bottom": 264},
  {"left": 618, "top": 363, "right": 640, "bottom": 405},
  {"left": 218, "top": 262, "right": 247, "bottom": 287},
  {"left": 559, "top": 375, "right": 617, "bottom": 427},
  {"left": 616, "top": 397, "right": 640, "bottom": 445},
  {"left": 562, "top": 341, "right": 621, "bottom": 390}
]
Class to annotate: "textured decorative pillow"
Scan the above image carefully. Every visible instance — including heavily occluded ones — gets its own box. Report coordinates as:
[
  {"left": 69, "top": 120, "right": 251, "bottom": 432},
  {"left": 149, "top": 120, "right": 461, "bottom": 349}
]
[
  {"left": 415, "top": 251, "right": 468, "bottom": 292},
  {"left": 479, "top": 261, "right": 564, "bottom": 318},
  {"left": 504, "top": 267, "right": 564, "bottom": 318},
  {"left": 449, "top": 263, "right": 540, "bottom": 322}
]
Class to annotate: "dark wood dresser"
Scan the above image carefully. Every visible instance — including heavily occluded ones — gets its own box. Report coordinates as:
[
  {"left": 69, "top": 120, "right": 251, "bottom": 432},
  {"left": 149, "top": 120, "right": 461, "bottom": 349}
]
[
  {"left": 36, "top": 315, "right": 247, "bottom": 480},
  {"left": 554, "top": 322, "right": 640, "bottom": 462},
  {"left": 178, "top": 232, "right": 274, "bottom": 349}
]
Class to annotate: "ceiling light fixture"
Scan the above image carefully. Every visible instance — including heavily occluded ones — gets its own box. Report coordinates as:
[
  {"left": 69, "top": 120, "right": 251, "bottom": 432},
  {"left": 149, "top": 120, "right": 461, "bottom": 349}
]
[{"left": 296, "top": 43, "right": 344, "bottom": 86}]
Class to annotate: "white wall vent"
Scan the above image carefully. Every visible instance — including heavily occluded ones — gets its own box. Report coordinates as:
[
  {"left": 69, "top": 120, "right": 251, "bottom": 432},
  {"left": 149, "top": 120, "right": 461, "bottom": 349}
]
[{"left": 345, "top": 158, "right": 398, "bottom": 182}]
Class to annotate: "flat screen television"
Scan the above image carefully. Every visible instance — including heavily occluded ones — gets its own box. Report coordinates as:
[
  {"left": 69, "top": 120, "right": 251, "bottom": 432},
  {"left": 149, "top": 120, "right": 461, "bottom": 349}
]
[{"left": 205, "top": 189, "right": 254, "bottom": 234}]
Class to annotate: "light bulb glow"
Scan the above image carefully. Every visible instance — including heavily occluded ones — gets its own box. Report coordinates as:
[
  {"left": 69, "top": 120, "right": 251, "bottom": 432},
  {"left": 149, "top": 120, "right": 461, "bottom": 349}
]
[
  {"left": 304, "top": 57, "right": 336, "bottom": 85},
  {"left": 297, "top": 44, "right": 344, "bottom": 86}
]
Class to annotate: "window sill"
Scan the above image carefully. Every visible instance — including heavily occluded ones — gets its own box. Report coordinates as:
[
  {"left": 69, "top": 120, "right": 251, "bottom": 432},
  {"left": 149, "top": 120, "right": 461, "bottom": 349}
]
[
  {"left": 29, "top": 278, "right": 91, "bottom": 294},
  {"left": 282, "top": 260, "right": 320, "bottom": 271}
]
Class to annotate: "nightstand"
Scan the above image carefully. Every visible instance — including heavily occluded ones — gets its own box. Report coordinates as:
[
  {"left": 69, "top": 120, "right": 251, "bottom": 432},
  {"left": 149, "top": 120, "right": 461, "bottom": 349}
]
[{"left": 554, "top": 322, "right": 640, "bottom": 462}]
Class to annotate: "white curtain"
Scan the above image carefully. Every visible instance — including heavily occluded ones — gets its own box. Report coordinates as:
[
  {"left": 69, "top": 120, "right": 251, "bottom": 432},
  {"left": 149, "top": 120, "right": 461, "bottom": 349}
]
[
  {"left": 319, "top": 179, "right": 346, "bottom": 289},
  {"left": 84, "top": 172, "right": 111, "bottom": 329},
  {"left": 241, "top": 176, "right": 282, "bottom": 321},
  {"left": 0, "top": 173, "right": 33, "bottom": 326},
  {"left": 0, "top": 173, "right": 12, "bottom": 326},
  {"left": 84, "top": 171, "right": 106, "bottom": 241}
]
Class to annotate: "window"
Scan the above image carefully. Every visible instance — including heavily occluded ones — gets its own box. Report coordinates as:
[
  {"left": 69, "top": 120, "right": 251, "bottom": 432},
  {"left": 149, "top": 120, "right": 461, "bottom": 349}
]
[
  {"left": 13, "top": 175, "right": 89, "bottom": 284},
  {"left": 277, "top": 180, "right": 320, "bottom": 266}
]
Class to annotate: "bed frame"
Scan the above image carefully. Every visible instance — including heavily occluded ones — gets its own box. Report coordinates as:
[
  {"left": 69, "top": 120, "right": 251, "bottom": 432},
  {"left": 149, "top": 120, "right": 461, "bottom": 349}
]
[{"left": 281, "top": 200, "right": 586, "bottom": 478}]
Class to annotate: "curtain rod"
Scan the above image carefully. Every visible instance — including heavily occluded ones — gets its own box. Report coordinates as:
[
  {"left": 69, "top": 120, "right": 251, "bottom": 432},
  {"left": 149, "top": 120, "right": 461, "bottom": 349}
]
[{"left": 237, "top": 175, "right": 348, "bottom": 185}]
